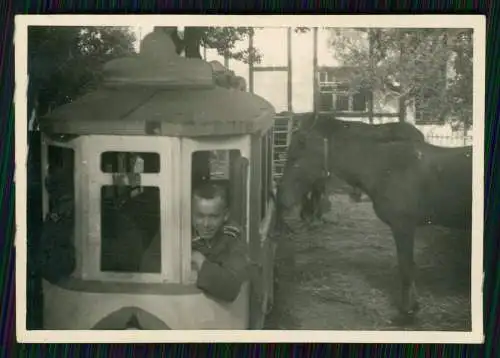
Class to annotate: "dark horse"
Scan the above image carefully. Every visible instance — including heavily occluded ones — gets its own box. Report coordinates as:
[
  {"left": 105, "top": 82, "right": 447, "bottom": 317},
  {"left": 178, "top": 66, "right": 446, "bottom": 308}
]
[
  {"left": 299, "top": 177, "right": 330, "bottom": 223},
  {"left": 283, "top": 115, "right": 427, "bottom": 221},
  {"left": 277, "top": 114, "right": 472, "bottom": 324}
]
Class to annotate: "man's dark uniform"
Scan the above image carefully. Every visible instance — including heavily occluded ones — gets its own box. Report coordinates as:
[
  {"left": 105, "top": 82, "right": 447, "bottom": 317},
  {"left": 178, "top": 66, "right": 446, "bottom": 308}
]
[{"left": 140, "top": 222, "right": 250, "bottom": 303}]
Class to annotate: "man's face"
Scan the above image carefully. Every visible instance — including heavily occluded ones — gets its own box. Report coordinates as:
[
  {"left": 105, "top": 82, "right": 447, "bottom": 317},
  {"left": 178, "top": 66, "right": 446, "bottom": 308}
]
[{"left": 192, "top": 195, "right": 229, "bottom": 240}]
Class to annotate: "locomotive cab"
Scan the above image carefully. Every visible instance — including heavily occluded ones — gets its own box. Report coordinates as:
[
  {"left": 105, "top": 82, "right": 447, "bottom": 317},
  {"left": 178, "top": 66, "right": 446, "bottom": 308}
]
[{"left": 37, "top": 28, "right": 277, "bottom": 330}]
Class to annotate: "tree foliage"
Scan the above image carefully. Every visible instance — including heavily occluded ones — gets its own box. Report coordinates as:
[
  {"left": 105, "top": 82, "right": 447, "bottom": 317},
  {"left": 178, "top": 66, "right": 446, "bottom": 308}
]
[
  {"left": 172, "top": 26, "right": 313, "bottom": 64},
  {"left": 28, "top": 26, "right": 136, "bottom": 116},
  {"left": 328, "top": 28, "right": 473, "bottom": 128},
  {"left": 28, "top": 26, "right": 264, "bottom": 118},
  {"left": 165, "top": 26, "right": 261, "bottom": 63}
]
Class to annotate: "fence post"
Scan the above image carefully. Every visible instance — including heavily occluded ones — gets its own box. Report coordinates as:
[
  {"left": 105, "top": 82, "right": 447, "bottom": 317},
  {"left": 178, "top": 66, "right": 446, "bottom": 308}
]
[
  {"left": 313, "top": 27, "right": 318, "bottom": 113},
  {"left": 463, "top": 122, "right": 468, "bottom": 146},
  {"left": 248, "top": 32, "right": 254, "bottom": 93}
]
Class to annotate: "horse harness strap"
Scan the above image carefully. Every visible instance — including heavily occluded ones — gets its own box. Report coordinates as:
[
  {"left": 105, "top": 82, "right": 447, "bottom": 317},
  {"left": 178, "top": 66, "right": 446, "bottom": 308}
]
[{"left": 323, "top": 137, "right": 331, "bottom": 178}]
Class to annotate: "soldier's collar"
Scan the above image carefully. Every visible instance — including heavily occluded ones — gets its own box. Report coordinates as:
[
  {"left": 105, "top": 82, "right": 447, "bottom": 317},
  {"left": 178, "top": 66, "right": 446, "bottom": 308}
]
[{"left": 192, "top": 227, "right": 222, "bottom": 249}]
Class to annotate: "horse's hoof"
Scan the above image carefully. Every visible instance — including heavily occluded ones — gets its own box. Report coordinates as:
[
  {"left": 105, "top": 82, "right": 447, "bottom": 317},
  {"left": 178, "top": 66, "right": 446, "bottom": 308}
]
[
  {"left": 411, "top": 301, "right": 421, "bottom": 314},
  {"left": 391, "top": 302, "right": 420, "bottom": 327}
]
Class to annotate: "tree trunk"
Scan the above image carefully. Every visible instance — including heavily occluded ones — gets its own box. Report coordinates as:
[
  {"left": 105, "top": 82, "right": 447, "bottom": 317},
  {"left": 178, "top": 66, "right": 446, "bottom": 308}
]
[
  {"left": 368, "top": 29, "right": 374, "bottom": 124},
  {"left": 183, "top": 27, "right": 205, "bottom": 59},
  {"left": 398, "top": 30, "right": 406, "bottom": 123},
  {"left": 169, "top": 29, "right": 184, "bottom": 55},
  {"left": 182, "top": 27, "right": 210, "bottom": 182}
]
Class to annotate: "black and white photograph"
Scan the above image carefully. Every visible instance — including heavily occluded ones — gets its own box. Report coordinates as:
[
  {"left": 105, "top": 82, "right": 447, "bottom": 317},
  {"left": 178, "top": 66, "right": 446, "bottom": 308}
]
[{"left": 16, "top": 15, "right": 485, "bottom": 343}]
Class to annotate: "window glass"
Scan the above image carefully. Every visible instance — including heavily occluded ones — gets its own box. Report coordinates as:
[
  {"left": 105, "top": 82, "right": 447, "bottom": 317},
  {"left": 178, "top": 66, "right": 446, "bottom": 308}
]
[
  {"left": 191, "top": 148, "right": 244, "bottom": 230},
  {"left": 335, "top": 94, "right": 350, "bottom": 111},
  {"left": 319, "top": 92, "right": 333, "bottom": 111},
  {"left": 337, "top": 83, "right": 350, "bottom": 92},
  {"left": 192, "top": 149, "right": 242, "bottom": 183},
  {"left": 352, "top": 91, "right": 368, "bottom": 112},
  {"left": 101, "top": 152, "right": 160, "bottom": 173},
  {"left": 100, "top": 186, "right": 161, "bottom": 273}
]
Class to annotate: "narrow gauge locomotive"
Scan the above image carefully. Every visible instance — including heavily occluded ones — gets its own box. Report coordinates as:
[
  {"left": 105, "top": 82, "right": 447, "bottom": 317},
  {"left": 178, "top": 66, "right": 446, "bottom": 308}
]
[{"left": 37, "top": 28, "right": 277, "bottom": 330}]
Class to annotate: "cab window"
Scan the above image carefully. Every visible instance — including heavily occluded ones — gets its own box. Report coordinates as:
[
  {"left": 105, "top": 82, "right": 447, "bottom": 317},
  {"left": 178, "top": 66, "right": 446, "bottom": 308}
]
[
  {"left": 191, "top": 149, "right": 246, "bottom": 228},
  {"left": 99, "top": 151, "right": 161, "bottom": 273},
  {"left": 38, "top": 144, "right": 75, "bottom": 282},
  {"left": 46, "top": 145, "right": 75, "bottom": 217},
  {"left": 101, "top": 151, "right": 160, "bottom": 173}
]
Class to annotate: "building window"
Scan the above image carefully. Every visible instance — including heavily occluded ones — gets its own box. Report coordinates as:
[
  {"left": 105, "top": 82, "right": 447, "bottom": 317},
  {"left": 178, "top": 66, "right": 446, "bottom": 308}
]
[
  {"left": 319, "top": 93, "right": 333, "bottom": 111},
  {"left": 352, "top": 91, "right": 368, "bottom": 112},
  {"left": 318, "top": 73, "right": 370, "bottom": 113},
  {"left": 335, "top": 93, "right": 350, "bottom": 111},
  {"left": 414, "top": 90, "right": 438, "bottom": 124}
]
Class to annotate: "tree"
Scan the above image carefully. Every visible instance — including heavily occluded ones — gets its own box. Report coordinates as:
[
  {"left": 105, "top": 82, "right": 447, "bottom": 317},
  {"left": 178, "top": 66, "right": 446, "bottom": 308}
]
[
  {"left": 164, "top": 26, "right": 262, "bottom": 64},
  {"left": 28, "top": 26, "right": 136, "bottom": 117},
  {"left": 168, "top": 26, "right": 313, "bottom": 63},
  {"left": 26, "top": 27, "right": 136, "bottom": 329},
  {"left": 327, "top": 28, "right": 473, "bottom": 129}
]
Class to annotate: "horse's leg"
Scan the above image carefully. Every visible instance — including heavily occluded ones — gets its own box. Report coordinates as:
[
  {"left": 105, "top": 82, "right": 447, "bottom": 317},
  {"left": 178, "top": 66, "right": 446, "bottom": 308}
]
[
  {"left": 349, "top": 187, "right": 363, "bottom": 202},
  {"left": 313, "top": 192, "right": 325, "bottom": 224},
  {"left": 274, "top": 204, "right": 294, "bottom": 236},
  {"left": 300, "top": 192, "right": 312, "bottom": 223},
  {"left": 391, "top": 225, "right": 419, "bottom": 324}
]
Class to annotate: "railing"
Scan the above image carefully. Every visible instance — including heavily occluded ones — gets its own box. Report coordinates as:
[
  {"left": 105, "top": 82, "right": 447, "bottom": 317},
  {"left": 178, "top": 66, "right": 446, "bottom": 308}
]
[{"left": 425, "top": 133, "right": 473, "bottom": 147}]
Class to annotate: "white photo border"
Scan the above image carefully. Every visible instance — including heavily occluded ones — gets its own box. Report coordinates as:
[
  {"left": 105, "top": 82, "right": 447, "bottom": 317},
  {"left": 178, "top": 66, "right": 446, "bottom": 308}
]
[{"left": 15, "top": 14, "right": 486, "bottom": 344}]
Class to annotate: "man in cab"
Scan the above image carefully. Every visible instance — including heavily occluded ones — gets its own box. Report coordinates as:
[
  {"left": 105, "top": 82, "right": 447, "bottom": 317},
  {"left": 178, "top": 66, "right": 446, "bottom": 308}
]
[{"left": 140, "top": 180, "right": 251, "bottom": 303}]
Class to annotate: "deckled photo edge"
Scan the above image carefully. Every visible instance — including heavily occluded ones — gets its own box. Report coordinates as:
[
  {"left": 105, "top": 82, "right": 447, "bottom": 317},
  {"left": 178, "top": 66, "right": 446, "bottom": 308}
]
[{"left": 14, "top": 14, "right": 485, "bottom": 344}]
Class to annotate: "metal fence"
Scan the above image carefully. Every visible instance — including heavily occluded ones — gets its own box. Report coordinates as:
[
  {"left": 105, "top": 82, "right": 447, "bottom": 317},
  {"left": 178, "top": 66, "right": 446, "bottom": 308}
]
[{"left": 424, "top": 133, "right": 473, "bottom": 147}]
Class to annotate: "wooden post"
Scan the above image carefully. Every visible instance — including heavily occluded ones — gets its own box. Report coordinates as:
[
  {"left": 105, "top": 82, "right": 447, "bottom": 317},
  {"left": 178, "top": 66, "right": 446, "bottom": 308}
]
[
  {"left": 398, "top": 30, "right": 406, "bottom": 123},
  {"left": 249, "top": 32, "right": 254, "bottom": 93},
  {"left": 463, "top": 120, "right": 468, "bottom": 146},
  {"left": 287, "top": 27, "right": 293, "bottom": 113},
  {"left": 313, "top": 27, "right": 319, "bottom": 113},
  {"left": 368, "top": 29, "right": 375, "bottom": 124}
]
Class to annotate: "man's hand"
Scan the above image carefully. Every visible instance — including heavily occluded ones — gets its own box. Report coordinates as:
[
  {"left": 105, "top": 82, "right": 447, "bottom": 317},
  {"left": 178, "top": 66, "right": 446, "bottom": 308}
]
[
  {"left": 191, "top": 250, "right": 206, "bottom": 271},
  {"left": 188, "top": 266, "right": 198, "bottom": 283}
]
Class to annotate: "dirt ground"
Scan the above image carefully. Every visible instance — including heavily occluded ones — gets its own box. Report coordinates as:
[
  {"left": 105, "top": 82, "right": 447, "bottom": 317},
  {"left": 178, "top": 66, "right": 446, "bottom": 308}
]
[{"left": 264, "top": 192, "right": 472, "bottom": 331}]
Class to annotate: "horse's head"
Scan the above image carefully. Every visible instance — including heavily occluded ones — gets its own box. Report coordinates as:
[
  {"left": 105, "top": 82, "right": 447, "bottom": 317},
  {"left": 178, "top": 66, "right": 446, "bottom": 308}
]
[
  {"left": 277, "top": 113, "right": 330, "bottom": 214},
  {"left": 277, "top": 116, "right": 425, "bottom": 215}
]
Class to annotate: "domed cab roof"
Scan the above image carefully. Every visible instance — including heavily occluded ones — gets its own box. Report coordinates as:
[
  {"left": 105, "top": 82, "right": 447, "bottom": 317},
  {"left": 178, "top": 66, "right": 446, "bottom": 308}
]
[{"left": 39, "top": 27, "right": 276, "bottom": 138}]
